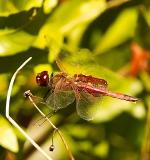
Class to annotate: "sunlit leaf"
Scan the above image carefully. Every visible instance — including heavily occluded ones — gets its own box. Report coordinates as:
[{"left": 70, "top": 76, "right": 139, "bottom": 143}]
[
  {"left": 94, "top": 7, "right": 138, "bottom": 54},
  {"left": 33, "top": 23, "right": 64, "bottom": 62},
  {"left": 140, "top": 72, "right": 150, "bottom": 92},
  {"left": 43, "top": 0, "right": 58, "bottom": 14},
  {"left": 0, "top": 0, "right": 18, "bottom": 16},
  {"left": 65, "top": 25, "right": 87, "bottom": 52},
  {"left": 58, "top": 49, "right": 128, "bottom": 87},
  {"left": 46, "top": 0, "right": 106, "bottom": 34},
  {"left": 129, "top": 102, "right": 146, "bottom": 119},
  {"left": 94, "top": 97, "right": 145, "bottom": 123},
  {"left": 94, "top": 140, "right": 109, "bottom": 158},
  {"left": 0, "top": 30, "right": 35, "bottom": 56},
  {"left": 0, "top": 29, "right": 16, "bottom": 36},
  {"left": 0, "top": 116, "right": 18, "bottom": 152},
  {"left": 19, "top": 0, "right": 43, "bottom": 11},
  {"left": 0, "top": 0, "right": 43, "bottom": 16},
  {"left": 34, "top": 64, "right": 52, "bottom": 74},
  {"left": 66, "top": 124, "right": 90, "bottom": 138},
  {"left": 35, "top": 0, "right": 106, "bottom": 62}
]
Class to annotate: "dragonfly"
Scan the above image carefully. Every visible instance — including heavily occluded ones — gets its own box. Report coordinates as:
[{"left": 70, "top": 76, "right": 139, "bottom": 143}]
[{"left": 34, "top": 61, "right": 138, "bottom": 121}]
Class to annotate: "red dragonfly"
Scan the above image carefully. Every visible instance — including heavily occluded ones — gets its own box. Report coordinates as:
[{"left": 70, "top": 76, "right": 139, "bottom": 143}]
[{"left": 35, "top": 63, "right": 138, "bottom": 121}]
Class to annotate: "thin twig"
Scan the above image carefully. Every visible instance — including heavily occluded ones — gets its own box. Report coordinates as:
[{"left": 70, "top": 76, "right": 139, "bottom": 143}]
[
  {"left": 24, "top": 90, "right": 75, "bottom": 160},
  {"left": 5, "top": 57, "right": 53, "bottom": 160}
]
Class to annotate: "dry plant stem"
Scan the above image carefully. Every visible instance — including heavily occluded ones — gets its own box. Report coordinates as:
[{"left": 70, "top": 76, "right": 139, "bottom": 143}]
[
  {"left": 5, "top": 57, "right": 53, "bottom": 160},
  {"left": 25, "top": 90, "right": 75, "bottom": 160}
]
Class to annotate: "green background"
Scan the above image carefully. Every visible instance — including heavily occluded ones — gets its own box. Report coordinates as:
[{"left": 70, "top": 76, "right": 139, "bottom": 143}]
[{"left": 0, "top": 0, "right": 150, "bottom": 160}]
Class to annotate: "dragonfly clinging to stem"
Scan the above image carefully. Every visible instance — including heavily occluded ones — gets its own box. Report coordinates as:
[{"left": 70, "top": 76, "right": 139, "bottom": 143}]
[{"left": 35, "top": 60, "right": 138, "bottom": 121}]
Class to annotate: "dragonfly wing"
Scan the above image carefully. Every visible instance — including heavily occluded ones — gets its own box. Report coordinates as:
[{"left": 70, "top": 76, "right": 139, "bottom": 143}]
[
  {"left": 76, "top": 91, "right": 102, "bottom": 121},
  {"left": 45, "top": 90, "right": 75, "bottom": 111},
  {"left": 29, "top": 94, "right": 45, "bottom": 105}
]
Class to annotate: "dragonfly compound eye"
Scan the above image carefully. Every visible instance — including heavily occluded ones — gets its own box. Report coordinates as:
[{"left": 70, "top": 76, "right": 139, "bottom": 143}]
[{"left": 36, "top": 71, "right": 49, "bottom": 86}]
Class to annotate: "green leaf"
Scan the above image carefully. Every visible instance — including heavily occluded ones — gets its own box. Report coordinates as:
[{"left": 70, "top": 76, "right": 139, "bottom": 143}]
[
  {"left": 94, "top": 7, "right": 138, "bottom": 54},
  {"left": 94, "top": 95, "right": 145, "bottom": 123},
  {"left": 0, "top": 0, "right": 43, "bottom": 16},
  {"left": 94, "top": 140, "right": 109, "bottom": 158},
  {"left": 140, "top": 72, "right": 150, "bottom": 92},
  {"left": 0, "top": 115, "right": 18, "bottom": 152},
  {"left": 46, "top": 0, "right": 106, "bottom": 34},
  {"left": 18, "top": 0, "right": 43, "bottom": 11},
  {"left": 0, "top": 0, "right": 18, "bottom": 16},
  {"left": 0, "top": 30, "right": 35, "bottom": 56},
  {"left": 35, "top": 0, "right": 106, "bottom": 61},
  {"left": 58, "top": 49, "right": 125, "bottom": 86},
  {"left": 43, "top": 0, "right": 58, "bottom": 14},
  {"left": 141, "top": 6, "right": 150, "bottom": 27}
]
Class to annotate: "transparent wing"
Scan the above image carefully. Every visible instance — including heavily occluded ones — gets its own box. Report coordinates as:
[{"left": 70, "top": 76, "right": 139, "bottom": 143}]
[
  {"left": 45, "top": 78, "right": 75, "bottom": 111},
  {"left": 76, "top": 91, "right": 102, "bottom": 121},
  {"left": 28, "top": 94, "right": 45, "bottom": 105},
  {"left": 45, "top": 90, "right": 75, "bottom": 111}
]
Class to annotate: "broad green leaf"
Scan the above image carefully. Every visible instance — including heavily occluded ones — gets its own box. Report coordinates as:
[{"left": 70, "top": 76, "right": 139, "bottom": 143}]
[
  {"left": 94, "top": 7, "right": 138, "bottom": 54},
  {"left": 34, "top": 64, "right": 52, "bottom": 74},
  {"left": 140, "top": 72, "right": 150, "bottom": 92},
  {"left": 66, "top": 125, "right": 90, "bottom": 138},
  {"left": 43, "top": 0, "right": 58, "bottom": 14},
  {"left": 18, "top": 0, "right": 43, "bottom": 11},
  {"left": 46, "top": 0, "right": 106, "bottom": 34},
  {"left": 141, "top": 6, "right": 150, "bottom": 27},
  {"left": 0, "top": 0, "right": 43, "bottom": 16},
  {"left": 0, "top": 0, "right": 18, "bottom": 16},
  {"left": 94, "top": 94, "right": 145, "bottom": 123},
  {"left": 94, "top": 141, "right": 109, "bottom": 158},
  {"left": 0, "top": 29, "right": 16, "bottom": 36},
  {"left": 65, "top": 25, "right": 87, "bottom": 52},
  {"left": 35, "top": 0, "right": 106, "bottom": 61},
  {"left": 0, "top": 116, "right": 18, "bottom": 152},
  {"left": 58, "top": 49, "right": 125, "bottom": 86},
  {"left": 94, "top": 44, "right": 131, "bottom": 71},
  {"left": 0, "top": 30, "right": 35, "bottom": 56},
  {"left": 33, "top": 24, "right": 64, "bottom": 62}
]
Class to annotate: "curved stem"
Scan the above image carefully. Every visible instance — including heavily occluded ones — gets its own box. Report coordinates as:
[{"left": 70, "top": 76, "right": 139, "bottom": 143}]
[{"left": 6, "top": 57, "right": 53, "bottom": 160}]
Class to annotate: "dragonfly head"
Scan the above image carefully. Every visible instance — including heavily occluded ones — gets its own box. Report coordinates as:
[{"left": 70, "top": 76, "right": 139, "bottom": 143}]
[{"left": 36, "top": 71, "right": 49, "bottom": 87}]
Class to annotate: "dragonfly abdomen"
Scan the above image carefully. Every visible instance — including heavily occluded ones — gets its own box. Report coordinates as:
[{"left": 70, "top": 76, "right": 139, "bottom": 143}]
[
  {"left": 104, "top": 91, "right": 138, "bottom": 102},
  {"left": 77, "top": 83, "right": 104, "bottom": 97},
  {"left": 77, "top": 84, "right": 138, "bottom": 102}
]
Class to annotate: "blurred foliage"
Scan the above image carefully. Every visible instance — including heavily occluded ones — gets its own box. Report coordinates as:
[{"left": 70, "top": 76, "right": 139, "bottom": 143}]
[{"left": 0, "top": 0, "right": 150, "bottom": 160}]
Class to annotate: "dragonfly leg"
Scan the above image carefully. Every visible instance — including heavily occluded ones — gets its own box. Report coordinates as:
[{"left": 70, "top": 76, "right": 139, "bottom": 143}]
[
  {"left": 24, "top": 90, "right": 44, "bottom": 104},
  {"left": 24, "top": 90, "right": 57, "bottom": 128},
  {"left": 33, "top": 111, "right": 56, "bottom": 127},
  {"left": 24, "top": 90, "right": 48, "bottom": 126}
]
